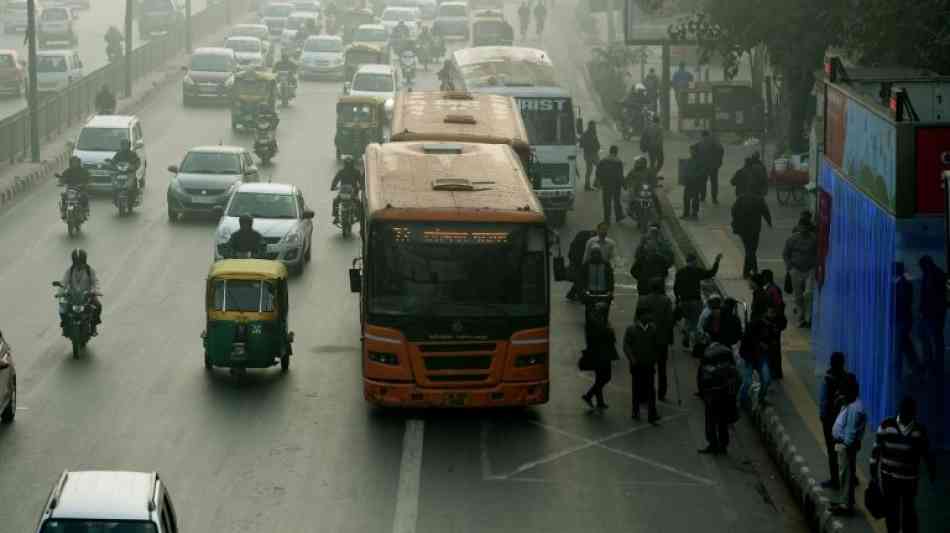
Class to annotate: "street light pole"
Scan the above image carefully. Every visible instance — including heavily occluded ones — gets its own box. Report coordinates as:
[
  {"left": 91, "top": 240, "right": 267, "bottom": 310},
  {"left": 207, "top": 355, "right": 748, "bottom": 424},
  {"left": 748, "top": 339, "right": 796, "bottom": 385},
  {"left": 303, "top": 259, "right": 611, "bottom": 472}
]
[
  {"left": 124, "top": 0, "right": 133, "bottom": 97},
  {"left": 185, "top": 0, "right": 192, "bottom": 53},
  {"left": 26, "top": 0, "right": 39, "bottom": 162}
]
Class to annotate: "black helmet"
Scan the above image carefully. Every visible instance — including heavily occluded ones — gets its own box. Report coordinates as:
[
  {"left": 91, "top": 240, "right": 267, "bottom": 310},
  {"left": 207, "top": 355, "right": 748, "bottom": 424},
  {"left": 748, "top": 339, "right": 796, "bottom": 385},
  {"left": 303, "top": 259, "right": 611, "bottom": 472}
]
[
  {"left": 71, "top": 248, "right": 87, "bottom": 266},
  {"left": 343, "top": 155, "right": 355, "bottom": 168},
  {"left": 239, "top": 214, "right": 253, "bottom": 228},
  {"left": 69, "top": 155, "right": 82, "bottom": 167}
]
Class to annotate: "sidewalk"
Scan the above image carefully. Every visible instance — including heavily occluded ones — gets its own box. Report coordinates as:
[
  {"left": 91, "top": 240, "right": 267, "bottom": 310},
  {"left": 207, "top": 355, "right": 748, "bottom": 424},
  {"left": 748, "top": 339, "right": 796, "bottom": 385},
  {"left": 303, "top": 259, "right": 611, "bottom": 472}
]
[{"left": 553, "top": 2, "right": 947, "bottom": 532}]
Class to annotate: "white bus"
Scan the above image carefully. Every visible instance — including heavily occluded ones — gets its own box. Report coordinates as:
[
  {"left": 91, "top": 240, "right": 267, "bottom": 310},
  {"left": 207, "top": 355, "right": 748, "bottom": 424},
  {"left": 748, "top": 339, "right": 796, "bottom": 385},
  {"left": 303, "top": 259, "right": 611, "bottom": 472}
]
[{"left": 450, "top": 46, "right": 578, "bottom": 224}]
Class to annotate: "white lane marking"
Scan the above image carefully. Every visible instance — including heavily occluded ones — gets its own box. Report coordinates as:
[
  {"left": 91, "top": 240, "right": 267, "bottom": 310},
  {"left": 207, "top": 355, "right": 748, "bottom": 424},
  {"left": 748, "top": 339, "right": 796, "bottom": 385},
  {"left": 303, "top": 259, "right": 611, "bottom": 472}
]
[{"left": 392, "top": 419, "right": 425, "bottom": 533}]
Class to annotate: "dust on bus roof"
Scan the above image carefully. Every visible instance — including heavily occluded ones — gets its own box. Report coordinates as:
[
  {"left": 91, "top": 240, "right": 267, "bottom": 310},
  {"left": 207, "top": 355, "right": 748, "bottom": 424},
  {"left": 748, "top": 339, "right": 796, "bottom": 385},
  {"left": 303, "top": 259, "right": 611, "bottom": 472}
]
[
  {"left": 452, "top": 46, "right": 558, "bottom": 88},
  {"left": 390, "top": 91, "right": 530, "bottom": 147}
]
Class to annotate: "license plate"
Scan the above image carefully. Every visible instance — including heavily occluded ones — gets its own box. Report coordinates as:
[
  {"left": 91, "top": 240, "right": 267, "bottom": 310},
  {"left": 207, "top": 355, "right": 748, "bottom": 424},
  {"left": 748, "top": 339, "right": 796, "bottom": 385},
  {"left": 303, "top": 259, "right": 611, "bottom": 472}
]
[
  {"left": 231, "top": 344, "right": 246, "bottom": 359},
  {"left": 445, "top": 393, "right": 468, "bottom": 406},
  {"left": 191, "top": 195, "right": 218, "bottom": 204},
  {"left": 200, "top": 87, "right": 219, "bottom": 94}
]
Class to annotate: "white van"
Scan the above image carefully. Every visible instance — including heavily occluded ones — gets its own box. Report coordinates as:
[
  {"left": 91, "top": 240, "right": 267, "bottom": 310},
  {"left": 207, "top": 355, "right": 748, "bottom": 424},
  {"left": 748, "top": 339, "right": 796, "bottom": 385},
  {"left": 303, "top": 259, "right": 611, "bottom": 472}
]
[{"left": 35, "top": 49, "right": 83, "bottom": 94}]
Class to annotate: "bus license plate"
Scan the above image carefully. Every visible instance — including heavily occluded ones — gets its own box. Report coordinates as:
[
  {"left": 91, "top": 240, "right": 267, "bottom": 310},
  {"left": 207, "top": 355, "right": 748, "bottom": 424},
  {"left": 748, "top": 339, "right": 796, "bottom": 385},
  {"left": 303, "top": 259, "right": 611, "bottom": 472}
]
[
  {"left": 445, "top": 393, "right": 468, "bottom": 406},
  {"left": 231, "top": 344, "right": 246, "bottom": 360}
]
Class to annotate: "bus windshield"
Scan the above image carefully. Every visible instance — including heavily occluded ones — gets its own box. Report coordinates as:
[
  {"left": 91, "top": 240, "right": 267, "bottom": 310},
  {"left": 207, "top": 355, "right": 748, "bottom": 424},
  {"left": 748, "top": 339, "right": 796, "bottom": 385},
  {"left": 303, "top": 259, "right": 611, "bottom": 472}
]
[
  {"left": 517, "top": 97, "right": 575, "bottom": 146},
  {"left": 369, "top": 222, "right": 547, "bottom": 317}
]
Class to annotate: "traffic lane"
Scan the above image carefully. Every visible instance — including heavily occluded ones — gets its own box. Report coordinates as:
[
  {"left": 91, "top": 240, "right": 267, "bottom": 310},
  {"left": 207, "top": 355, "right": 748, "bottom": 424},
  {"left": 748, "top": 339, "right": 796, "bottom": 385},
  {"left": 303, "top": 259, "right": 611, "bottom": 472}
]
[
  {"left": 0, "top": 72, "right": 403, "bottom": 531},
  {"left": 0, "top": 0, "right": 211, "bottom": 120}
]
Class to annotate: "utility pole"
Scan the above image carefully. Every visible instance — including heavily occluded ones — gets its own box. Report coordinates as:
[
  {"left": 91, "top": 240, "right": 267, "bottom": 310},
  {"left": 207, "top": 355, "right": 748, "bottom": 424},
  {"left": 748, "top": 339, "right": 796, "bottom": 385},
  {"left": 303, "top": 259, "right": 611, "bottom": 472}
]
[
  {"left": 124, "top": 0, "right": 133, "bottom": 97},
  {"left": 185, "top": 0, "right": 192, "bottom": 53},
  {"left": 26, "top": 0, "right": 39, "bottom": 162}
]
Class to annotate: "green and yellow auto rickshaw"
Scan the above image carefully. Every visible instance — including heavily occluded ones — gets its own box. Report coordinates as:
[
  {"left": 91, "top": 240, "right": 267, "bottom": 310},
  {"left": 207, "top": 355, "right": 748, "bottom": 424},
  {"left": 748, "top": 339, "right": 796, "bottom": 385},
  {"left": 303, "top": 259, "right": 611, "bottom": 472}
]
[
  {"left": 340, "top": 7, "right": 376, "bottom": 43},
  {"left": 230, "top": 69, "right": 278, "bottom": 131},
  {"left": 202, "top": 259, "right": 294, "bottom": 374},
  {"left": 335, "top": 95, "right": 384, "bottom": 159},
  {"left": 342, "top": 43, "right": 386, "bottom": 82},
  {"left": 472, "top": 10, "right": 514, "bottom": 46}
]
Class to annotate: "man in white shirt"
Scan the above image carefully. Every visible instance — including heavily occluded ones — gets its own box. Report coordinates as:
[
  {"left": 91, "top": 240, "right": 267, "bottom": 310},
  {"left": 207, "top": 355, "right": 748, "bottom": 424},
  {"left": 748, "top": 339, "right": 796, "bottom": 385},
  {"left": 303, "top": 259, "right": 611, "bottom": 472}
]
[{"left": 583, "top": 222, "right": 616, "bottom": 265}]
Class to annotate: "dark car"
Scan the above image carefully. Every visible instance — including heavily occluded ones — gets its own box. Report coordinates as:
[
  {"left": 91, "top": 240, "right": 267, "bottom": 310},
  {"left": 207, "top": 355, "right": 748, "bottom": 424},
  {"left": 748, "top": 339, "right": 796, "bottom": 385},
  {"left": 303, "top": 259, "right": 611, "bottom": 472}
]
[
  {"left": 182, "top": 47, "right": 236, "bottom": 105},
  {"left": 167, "top": 145, "right": 259, "bottom": 221},
  {"left": 139, "top": 0, "right": 183, "bottom": 37}
]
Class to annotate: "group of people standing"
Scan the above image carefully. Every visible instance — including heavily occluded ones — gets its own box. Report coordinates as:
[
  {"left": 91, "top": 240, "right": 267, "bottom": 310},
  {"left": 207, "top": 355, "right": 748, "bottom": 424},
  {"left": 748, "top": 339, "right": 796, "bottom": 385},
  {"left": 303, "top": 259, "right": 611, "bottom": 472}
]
[{"left": 517, "top": 0, "right": 548, "bottom": 39}]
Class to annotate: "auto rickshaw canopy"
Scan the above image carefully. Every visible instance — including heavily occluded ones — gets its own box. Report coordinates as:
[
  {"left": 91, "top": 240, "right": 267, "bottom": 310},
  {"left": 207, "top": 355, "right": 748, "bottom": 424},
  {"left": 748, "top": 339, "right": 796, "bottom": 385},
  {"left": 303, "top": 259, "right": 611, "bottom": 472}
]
[
  {"left": 208, "top": 259, "right": 288, "bottom": 281},
  {"left": 337, "top": 95, "right": 384, "bottom": 125}
]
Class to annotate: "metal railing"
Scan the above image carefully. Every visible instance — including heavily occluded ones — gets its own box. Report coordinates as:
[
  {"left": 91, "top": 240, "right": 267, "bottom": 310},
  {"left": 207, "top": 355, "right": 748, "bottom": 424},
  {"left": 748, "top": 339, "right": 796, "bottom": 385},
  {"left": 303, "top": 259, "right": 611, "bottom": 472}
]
[{"left": 0, "top": 0, "right": 252, "bottom": 166}]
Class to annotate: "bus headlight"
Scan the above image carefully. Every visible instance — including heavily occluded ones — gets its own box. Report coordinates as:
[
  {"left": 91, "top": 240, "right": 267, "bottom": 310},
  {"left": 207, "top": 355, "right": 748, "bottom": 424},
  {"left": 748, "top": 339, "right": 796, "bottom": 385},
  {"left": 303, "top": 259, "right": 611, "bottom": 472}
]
[
  {"left": 514, "top": 353, "right": 547, "bottom": 367},
  {"left": 368, "top": 351, "right": 399, "bottom": 365}
]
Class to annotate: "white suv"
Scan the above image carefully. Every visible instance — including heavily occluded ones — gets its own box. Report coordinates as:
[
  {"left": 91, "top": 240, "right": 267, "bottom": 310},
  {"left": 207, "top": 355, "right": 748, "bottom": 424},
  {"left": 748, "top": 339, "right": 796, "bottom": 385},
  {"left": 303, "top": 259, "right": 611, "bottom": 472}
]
[{"left": 35, "top": 471, "right": 179, "bottom": 532}]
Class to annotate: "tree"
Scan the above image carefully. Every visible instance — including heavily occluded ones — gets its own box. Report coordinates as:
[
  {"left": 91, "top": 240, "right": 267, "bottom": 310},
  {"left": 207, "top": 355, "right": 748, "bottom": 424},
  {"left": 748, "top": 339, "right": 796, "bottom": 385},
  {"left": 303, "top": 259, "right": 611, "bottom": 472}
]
[{"left": 843, "top": 0, "right": 950, "bottom": 72}]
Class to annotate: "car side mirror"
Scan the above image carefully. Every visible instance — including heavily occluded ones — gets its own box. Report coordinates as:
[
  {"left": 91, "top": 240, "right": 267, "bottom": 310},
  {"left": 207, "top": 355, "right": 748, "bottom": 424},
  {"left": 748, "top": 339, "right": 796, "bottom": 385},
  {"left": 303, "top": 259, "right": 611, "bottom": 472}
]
[
  {"left": 167, "top": 165, "right": 179, "bottom": 173},
  {"left": 302, "top": 209, "right": 315, "bottom": 219},
  {"left": 348, "top": 268, "right": 361, "bottom": 293}
]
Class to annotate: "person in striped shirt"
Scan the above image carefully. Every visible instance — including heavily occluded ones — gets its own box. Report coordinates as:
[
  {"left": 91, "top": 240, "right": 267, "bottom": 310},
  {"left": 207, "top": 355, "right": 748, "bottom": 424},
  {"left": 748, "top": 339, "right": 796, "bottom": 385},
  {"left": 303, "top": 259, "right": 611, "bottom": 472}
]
[{"left": 870, "top": 397, "right": 936, "bottom": 533}]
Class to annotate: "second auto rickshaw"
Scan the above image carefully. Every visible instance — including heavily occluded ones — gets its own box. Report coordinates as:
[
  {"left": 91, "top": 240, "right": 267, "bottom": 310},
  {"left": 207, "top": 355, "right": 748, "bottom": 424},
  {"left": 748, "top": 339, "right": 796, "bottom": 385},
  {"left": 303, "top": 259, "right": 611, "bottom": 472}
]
[
  {"left": 230, "top": 69, "right": 278, "bottom": 131},
  {"left": 343, "top": 43, "right": 386, "bottom": 82},
  {"left": 202, "top": 259, "right": 294, "bottom": 374},
  {"left": 335, "top": 95, "right": 384, "bottom": 160}
]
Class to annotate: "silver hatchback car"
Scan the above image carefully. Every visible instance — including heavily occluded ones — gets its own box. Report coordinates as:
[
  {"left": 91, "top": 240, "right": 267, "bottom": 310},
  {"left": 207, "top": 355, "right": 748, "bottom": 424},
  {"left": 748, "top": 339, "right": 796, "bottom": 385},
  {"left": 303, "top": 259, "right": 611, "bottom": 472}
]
[{"left": 166, "top": 145, "right": 259, "bottom": 221}]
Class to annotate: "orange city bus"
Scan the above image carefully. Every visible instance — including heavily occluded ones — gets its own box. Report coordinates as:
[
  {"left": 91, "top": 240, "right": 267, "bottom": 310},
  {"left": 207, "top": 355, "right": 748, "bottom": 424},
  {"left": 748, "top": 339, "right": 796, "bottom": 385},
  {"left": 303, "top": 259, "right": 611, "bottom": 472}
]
[{"left": 348, "top": 141, "right": 550, "bottom": 407}]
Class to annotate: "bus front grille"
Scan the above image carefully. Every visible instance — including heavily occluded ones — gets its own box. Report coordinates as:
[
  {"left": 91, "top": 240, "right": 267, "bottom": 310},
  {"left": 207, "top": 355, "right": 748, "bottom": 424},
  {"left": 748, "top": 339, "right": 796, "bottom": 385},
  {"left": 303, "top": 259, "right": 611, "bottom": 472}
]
[{"left": 423, "top": 355, "right": 492, "bottom": 370}]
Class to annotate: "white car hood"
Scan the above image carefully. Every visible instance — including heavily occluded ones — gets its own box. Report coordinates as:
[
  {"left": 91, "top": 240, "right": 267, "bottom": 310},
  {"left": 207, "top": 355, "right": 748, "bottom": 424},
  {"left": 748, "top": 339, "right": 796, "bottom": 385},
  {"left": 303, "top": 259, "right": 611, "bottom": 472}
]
[
  {"left": 302, "top": 51, "right": 342, "bottom": 62},
  {"left": 217, "top": 216, "right": 299, "bottom": 241},
  {"left": 349, "top": 89, "right": 395, "bottom": 101},
  {"left": 73, "top": 149, "right": 116, "bottom": 165}
]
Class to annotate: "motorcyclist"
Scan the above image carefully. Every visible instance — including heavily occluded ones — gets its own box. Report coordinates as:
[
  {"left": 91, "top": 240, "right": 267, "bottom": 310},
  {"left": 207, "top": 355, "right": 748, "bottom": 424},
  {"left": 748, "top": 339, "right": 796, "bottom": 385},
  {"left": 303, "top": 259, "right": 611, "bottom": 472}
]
[
  {"left": 391, "top": 20, "right": 410, "bottom": 53},
  {"left": 272, "top": 51, "right": 298, "bottom": 96},
  {"left": 624, "top": 155, "right": 655, "bottom": 191},
  {"left": 331, "top": 155, "right": 362, "bottom": 223},
  {"left": 111, "top": 139, "right": 142, "bottom": 197},
  {"left": 227, "top": 215, "right": 265, "bottom": 257},
  {"left": 256, "top": 102, "right": 280, "bottom": 130},
  {"left": 437, "top": 59, "right": 454, "bottom": 91},
  {"left": 95, "top": 85, "right": 116, "bottom": 114},
  {"left": 624, "top": 83, "right": 651, "bottom": 116},
  {"left": 59, "top": 249, "right": 102, "bottom": 334},
  {"left": 295, "top": 18, "right": 318, "bottom": 44},
  {"left": 58, "top": 156, "right": 91, "bottom": 214}
]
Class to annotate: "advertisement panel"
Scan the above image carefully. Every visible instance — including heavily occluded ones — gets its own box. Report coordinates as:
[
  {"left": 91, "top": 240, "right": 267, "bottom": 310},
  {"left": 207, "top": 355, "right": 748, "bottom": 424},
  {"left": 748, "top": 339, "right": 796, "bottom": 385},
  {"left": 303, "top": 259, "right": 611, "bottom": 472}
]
[
  {"left": 914, "top": 126, "right": 950, "bottom": 214},
  {"left": 825, "top": 86, "right": 847, "bottom": 168},
  {"left": 843, "top": 99, "right": 897, "bottom": 212}
]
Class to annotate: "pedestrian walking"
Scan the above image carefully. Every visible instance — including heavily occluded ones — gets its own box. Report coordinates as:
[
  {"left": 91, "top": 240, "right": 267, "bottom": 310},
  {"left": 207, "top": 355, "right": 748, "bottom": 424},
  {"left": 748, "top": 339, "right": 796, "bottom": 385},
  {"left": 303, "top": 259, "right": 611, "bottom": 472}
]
[
  {"left": 517, "top": 1, "right": 530, "bottom": 39},
  {"left": 870, "top": 397, "right": 936, "bottom": 533},
  {"left": 640, "top": 115, "right": 664, "bottom": 173},
  {"left": 830, "top": 373, "right": 867, "bottom": 516},
  {"left": 581, "top": 313, "right": 620, "bottom": 410},
  {"left": 578, "top": 120, "right": 600, "bottom": 191},
  {"left": 638, "top": 278, "right": 674, "bottom": 401},
  {"left": 696, "top": 131, "right": 724, "bottom": 204},
  {"left": 819, "top": 352, "right": 849, "bottom": 490},
  {"left": 643, "top": 67, "right": 659, "bottom": 109},
  {"left": 630, "top": 226, "right": 673, "bottom": 295},
  {"left": 624, "top": 307, "right": 660, "bottom": 424},
  {"left": 579, "top": 247, "right": 614, "bottom": 323},
  {"left": 894, "top": 262, "right": 919, "bottom": 379},
  {"left": 783, "top": 210, "right": 818, "bottom": 328},
  {"left": 596, "top": 145, "right": 625, "bottom": 224},
  {"left": 680, "top": 143, "right": 703, "bottom": 220},
  {"left": 697, "top": 342, "right": 739, "bottom": 454},
  {"left": 671, "top": 62, "right": 693, "bottom": 110},
  {"left": 916, "top": 255, "right": 946, "bottom": 375},
  {"left": 566, "top": 225, "right": 597, "bottom": 301},
  {"left": 674, "top": 252, "right": 722, "bottom": 347},
  {"left": 730, "top": 152, "right": 769, "bottom": 197},
  {"left": 690, "top": 295, "right": 721, "bottom": 359},
  {"left": 533, "top": 0, "right": 547, "bottom": 36},
  {"left": 583, "top": 221, "right": 616, "bottom": 264},
  {"left": 731, "top": 190, "right": 772, "bottom": 278},
  {"left": 738, "top": 314, "right": 771, "bottom": 407}
]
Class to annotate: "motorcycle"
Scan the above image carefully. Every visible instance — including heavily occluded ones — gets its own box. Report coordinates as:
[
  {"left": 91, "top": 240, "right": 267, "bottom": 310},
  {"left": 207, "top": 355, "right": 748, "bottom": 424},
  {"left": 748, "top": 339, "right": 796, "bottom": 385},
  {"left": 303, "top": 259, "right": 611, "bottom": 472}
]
[
  {"left": 52, "top": 282, "right": 98, "bottom": 358},
  {"left": 254, "top": 118, "right": 278, "bottom": 165},
  {"left": 333, "top": 184, "right": 358, "bottom": 238},
  {"left": 107, "top": 160, "right": 140, "bottom": 216},
  {"left": 399, "top": 49, "right": 416, "bottom": 89},
  {"left": 625, "top": 177, "right": 663, "bottom": 231},
  {"left": 277, "top": 70, "right": 295, "bottom": 107},
  {"left": 58, "top": 183, "right": 87, "bottom": 236}
]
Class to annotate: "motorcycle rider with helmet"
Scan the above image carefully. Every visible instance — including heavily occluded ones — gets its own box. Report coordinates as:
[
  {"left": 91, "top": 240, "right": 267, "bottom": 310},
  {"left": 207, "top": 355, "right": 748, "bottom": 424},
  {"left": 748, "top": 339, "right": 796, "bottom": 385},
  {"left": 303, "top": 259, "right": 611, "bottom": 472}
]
[
  {"left": 272, "top": 50, "right": 299, "bottom": 97},
  {"left": 111, "top": 139, "right": 142, "bottom": 195},
  {"left": 59, "top": 249, "right": 102, "bottom": 335},
  {"left": 58, "top": 156, "right": 91, "bottom": 215},
  {"left": 227, "top": 215, "right": 266, "bottom": 257},
  {"left": 331, "top": 155, "right": 362, "bottom": 224},
  {"left": 391, "top": 20, "right": 411, "bottom": 54},
  {"left": 623, "top": 83, "right": 652, "bottom": 133}
]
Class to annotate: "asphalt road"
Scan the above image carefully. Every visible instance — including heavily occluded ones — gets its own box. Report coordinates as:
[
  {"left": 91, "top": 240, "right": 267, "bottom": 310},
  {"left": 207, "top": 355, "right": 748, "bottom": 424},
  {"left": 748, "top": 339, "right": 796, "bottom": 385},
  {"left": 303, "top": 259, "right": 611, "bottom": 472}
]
[
  {"left": 0, "top": 0, "right": 209, "bottom": 118},
  {"left": 0, "top": 7, "right": 810, "bottom": 533}
]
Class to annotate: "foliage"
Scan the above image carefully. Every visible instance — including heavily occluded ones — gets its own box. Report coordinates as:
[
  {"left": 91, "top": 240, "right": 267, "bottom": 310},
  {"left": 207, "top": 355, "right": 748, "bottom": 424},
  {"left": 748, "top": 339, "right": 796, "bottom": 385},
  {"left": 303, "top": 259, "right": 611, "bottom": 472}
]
[
  {"left": 842, "top": 0, "right": 950, "bottom": 72},
  {"left": 588, "top": 44, "right": 640, "bottom": 119}
]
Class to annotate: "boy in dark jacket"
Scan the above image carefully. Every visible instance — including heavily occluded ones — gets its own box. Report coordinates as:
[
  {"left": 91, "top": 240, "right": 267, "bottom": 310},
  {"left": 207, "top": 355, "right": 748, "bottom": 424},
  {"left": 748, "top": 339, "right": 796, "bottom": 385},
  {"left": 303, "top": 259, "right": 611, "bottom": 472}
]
[
  {"left": 582, "top": 312, "right": 619, "bottom": 410},
  {"left": 637, "top": 278, "right": 674, "bottom": 401},
  {"left": 624, "top": 306, "right": 660, "bottom": 423}
]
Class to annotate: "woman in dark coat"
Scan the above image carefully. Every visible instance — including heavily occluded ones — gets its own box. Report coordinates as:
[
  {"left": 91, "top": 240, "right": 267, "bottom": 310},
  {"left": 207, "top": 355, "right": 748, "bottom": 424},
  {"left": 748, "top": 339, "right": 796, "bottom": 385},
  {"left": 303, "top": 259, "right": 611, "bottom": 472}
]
[{"left": 582, "top": 306, "right": 619, "bottom": 410}]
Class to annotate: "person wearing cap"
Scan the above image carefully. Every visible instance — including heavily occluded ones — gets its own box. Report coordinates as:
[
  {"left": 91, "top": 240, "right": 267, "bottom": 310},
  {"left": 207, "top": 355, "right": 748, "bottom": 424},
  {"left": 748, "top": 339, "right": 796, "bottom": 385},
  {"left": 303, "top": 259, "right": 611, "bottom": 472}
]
[
  {"left": 624, "top": 305, "right": 661, "bottom": 424},
  {"left": 783, "top": 210, "right": 818, "bottom": 328},
  {"left": 674, "top": 252, "right": 722, "bottom": 347},
  {"left": 730, "top": 152, "right": 769, "bottom": 198},
  {"left": 581, "top": 304, "right": 619, "bottom": 410},
  {"left": 227, "top": 215, "right": 265, "bottom": 257}
]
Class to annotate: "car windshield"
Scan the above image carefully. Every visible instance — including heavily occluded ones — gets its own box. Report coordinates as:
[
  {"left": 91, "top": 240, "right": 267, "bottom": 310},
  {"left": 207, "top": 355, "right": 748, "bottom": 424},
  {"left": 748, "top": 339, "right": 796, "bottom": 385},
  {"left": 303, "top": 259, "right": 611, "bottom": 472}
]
[
  {"left": 212, "top": 279, "right": 275, "bottom": 313},
  {"left": 305, "top": 38, "right": 342, "bottom": 52},
  {"left": 76, "top": 127, "right": 129, "bottom": 151},
  {"left": 353, "top": 27, "right": 387, "bottom": 41},
  {"left": 41, "top": 9, "right": 68, "bottom": 21},
  {"left": 264, "top": 4, "right": 294, "bottom": 17},
  {"left": 370, "top": 222, "right": 547, "bottom": 317},
  {"left": 439, "top": 5, "right": 466, "bottom": 17},
  {"left": 0, "top": 55, "right": 14, "bottom": 68},
  {"left": 180, "top": 152, "right": 242, "bottom": 174},
  {"left": 227, "top": 39, "right": 261, "bottom": 53},
  {"left": 227, "top": 192, "right": 297, "bottom": 219},
  {"left": 518, "top": 97, "right": 577, "bottom": 146},
  {"left": 37, "top": 55, "right": 67, "bottom": 73},
  {"left": 352, "top": 73, "right": 393, "bottom": 92},
  {"left": 41, "top": 520, "right": 159, "bottom": 533},
  {"left": 383, "top": 9, "right": 416, "bottom": 21},
  {"left": 190, "top": 53, "right": 233, "bottom": 71}
]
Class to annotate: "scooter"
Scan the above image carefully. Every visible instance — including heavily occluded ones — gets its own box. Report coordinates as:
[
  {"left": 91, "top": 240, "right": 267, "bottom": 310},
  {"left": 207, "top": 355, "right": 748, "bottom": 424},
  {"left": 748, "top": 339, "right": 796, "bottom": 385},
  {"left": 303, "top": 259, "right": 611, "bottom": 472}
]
[
  {"left": 625, "top": 176, "right": 663, "bottom": 231},
  {"left": 277, "top": 70, "right": 296, "bottom": 107},
  {"left": 52, "top": 282, "right": 98, "bottom": 358},
  {"left": 58, "top": 183, "right": 87, "bottom": 236},
  {"left": 254, "top": 119, "right": 278, "bottom": 165},
  {"left": 107, "top": 160, "right": 140, "bottom": 216},
  {"left": 333, "top": 184, "right": 358, "bottom": 238}
]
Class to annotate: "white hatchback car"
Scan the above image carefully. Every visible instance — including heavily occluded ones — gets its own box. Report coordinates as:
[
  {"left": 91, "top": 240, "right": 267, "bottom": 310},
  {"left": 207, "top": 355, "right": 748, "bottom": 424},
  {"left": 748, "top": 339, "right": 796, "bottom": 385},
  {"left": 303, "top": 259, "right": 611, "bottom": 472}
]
[
  {"left": 225, "top": 36, "right": 265, "bottom": 68},
  {"left": 214, "top": 182, "right": 315, "bottom": 273},
  {"left": 347, "top": 63, "right": 398, "bottom": 116},
  {"left": 35, "top": 471, "right": 179, "bottom": 532},
  {"left": 300, "top": 35, "right": 344, "bottom": 79}
]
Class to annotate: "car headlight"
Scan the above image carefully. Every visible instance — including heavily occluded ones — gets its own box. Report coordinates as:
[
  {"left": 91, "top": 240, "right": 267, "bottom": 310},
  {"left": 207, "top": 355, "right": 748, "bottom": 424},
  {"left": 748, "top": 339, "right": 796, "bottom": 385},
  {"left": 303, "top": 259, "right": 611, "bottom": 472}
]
[
  {"left": 183, "top": 75, "right": 195, "bottom": 85},
  {"left": 169, "top": 177, "right": 185, "bottom": 195},
  {"left": 282, "top": 229, "right": 302, "bottom": 245},
  {"left": 72, "top": 304, "right": 84, "bottom": 313}
]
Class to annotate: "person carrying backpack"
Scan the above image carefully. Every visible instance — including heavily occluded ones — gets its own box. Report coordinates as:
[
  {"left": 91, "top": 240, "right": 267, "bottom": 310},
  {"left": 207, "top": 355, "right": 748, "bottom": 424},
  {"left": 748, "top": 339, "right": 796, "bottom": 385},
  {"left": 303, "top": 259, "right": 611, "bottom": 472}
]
[{"left": 697, "top": 342, "right": 739, "bottom": 454}]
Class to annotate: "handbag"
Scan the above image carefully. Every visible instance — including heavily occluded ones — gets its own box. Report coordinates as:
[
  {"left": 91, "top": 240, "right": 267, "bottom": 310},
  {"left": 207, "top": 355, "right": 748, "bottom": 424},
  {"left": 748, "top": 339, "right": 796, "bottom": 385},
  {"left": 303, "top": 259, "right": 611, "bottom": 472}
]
[
  {"left": 864, "top": 480, "right": 886, "bottom": 519},
  {"left": 578, "top": 349, "right": 595, "bottom": 371},
  {"left": 784, "top": 272, "right": 794, "bottom": 294}
]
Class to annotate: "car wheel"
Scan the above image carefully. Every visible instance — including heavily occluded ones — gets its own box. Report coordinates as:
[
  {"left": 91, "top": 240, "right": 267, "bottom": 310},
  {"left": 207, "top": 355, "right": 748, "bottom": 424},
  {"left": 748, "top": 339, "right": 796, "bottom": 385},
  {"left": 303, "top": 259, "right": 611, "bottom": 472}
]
[{"left": 0, "top": 376, "right": 14, "bottom": 423}]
